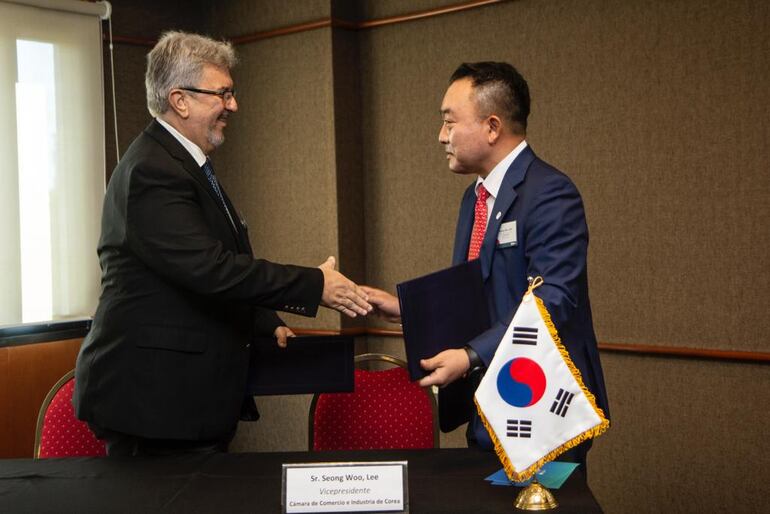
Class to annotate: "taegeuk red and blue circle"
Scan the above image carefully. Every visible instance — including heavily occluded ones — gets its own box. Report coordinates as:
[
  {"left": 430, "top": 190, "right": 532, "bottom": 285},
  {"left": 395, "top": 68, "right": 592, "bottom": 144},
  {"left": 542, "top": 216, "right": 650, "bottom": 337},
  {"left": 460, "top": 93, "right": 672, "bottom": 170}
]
[{"left": 496, "top": 357, "right": 546, "bottom": 407}]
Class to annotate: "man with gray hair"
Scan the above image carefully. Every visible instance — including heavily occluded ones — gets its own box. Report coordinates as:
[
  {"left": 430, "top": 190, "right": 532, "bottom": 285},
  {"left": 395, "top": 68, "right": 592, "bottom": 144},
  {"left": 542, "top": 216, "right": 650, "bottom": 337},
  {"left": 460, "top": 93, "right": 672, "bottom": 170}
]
[{"left": 74, "top": 31, "right": 371, "bottom": 456}]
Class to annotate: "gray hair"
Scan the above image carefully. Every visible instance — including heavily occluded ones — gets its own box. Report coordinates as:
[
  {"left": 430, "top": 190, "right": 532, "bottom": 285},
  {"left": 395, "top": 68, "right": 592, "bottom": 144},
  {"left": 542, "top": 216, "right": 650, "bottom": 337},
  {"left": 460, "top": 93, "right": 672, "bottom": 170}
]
[{"left": 145, "top": 31, "right": 237, "bottom": 117}]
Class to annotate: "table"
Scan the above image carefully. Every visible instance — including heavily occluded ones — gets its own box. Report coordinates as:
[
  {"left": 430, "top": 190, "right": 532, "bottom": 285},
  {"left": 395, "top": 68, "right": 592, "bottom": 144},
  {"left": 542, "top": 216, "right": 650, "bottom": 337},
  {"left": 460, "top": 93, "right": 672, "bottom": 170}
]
[{"left": 0, "top": 448, "right": 601, "bottom": 513}]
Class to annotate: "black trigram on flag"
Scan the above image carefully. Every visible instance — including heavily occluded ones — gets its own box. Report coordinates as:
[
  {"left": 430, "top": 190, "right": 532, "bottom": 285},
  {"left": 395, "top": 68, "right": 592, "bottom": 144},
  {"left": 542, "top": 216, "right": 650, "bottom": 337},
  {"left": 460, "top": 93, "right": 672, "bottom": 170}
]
[
  {"left": 550, "top": 388, "right": 575, "bottom": 417},
  {"left": 512, "top": 326, "right": 538, "bottom": 345},
  {"left": 506, "top": 419, "right": 532, "bottom": 438}
]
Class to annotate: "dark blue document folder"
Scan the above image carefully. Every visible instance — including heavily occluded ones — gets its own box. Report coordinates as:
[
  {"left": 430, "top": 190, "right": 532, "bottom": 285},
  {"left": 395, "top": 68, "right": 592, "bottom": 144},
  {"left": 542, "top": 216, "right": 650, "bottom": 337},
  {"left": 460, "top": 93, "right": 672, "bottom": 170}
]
[
  {"left": 396, "top": 260, "right": 491, "bottom": 382},
  {"left": 246, "top": 335, "right": 354, "bottom": 395}
]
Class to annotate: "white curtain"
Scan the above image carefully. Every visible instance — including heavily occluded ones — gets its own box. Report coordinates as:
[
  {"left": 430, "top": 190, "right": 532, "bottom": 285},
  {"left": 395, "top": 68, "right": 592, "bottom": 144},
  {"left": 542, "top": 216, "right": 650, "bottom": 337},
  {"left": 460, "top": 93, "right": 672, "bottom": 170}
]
[{"left": 0, "top": 0, "right": 106, "bottom": 325}]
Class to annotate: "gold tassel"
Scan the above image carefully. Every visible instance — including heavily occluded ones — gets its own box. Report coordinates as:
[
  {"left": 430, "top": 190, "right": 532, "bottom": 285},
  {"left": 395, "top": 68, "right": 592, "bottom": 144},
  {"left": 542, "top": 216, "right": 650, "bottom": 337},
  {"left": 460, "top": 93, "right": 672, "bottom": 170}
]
[{"left": 534, "top": 293, "right": 609, "bottom": 428}]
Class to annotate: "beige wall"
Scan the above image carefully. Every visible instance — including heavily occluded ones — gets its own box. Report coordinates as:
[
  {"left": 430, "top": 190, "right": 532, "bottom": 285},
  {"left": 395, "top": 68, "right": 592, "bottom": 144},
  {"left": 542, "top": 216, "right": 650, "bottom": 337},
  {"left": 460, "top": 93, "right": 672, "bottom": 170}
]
[
  {"left": 103, "top": 0, "right": 770, "bottom": 511},
  {"left": 357, "top": 0, "right": 769, "bottom": 351},
  {"left": 591, "top": 352, "right": 769, "bottom": 513},
  {"left": 214, "top": 26, "right": 342, "bottom": 452}
]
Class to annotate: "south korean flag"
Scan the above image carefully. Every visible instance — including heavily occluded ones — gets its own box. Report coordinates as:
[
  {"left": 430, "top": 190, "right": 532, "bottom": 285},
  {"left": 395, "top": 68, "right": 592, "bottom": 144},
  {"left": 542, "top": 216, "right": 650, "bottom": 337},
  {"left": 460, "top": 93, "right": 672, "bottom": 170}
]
[{"left": 474, "top": 278, "right": 609, "bottom": 482}]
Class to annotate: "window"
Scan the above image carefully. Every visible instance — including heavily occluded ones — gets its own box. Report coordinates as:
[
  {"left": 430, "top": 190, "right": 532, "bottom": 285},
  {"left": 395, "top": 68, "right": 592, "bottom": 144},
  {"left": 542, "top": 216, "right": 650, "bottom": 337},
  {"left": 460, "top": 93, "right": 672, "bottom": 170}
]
[{"left": 0, "top": 1, "right": 108, "bottom": 326}]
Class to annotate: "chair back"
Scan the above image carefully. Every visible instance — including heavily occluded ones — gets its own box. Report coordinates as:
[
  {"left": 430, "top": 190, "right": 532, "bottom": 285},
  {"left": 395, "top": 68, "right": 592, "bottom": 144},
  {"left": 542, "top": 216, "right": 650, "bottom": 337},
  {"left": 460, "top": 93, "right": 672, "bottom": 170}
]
[
  {"left": 34, "top": 369, "right": 106, "bottom": 458},
  {"left": 309, "top": 353, "right": 438, "bottom": 451}
]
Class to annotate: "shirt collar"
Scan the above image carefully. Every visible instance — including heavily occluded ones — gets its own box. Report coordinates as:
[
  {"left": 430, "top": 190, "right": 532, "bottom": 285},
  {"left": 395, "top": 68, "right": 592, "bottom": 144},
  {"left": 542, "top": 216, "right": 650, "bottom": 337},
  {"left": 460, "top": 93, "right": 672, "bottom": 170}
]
[
  {"left": 475, "top": 140, "right": 528, "bottom": 198},
  {"left": 155, "top": 117, "right": 207, "bottom": 167}
]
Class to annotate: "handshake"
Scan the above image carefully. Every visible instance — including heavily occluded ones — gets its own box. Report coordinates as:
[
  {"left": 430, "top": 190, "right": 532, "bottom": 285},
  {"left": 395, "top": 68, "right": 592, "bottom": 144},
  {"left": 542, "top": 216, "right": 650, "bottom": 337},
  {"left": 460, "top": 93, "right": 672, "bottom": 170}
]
[
  {"left": 315, "top": 256, "right": 468, "bottom": 388},
  {"left": 317, "top": 256, "right": 400, "bottom": 322}
]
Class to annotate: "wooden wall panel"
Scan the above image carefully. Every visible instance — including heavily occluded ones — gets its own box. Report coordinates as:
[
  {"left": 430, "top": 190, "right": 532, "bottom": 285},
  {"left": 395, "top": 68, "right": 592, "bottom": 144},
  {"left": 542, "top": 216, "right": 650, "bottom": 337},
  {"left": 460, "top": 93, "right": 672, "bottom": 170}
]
[{"left": 0, "top": 339, "right": 82, "bottom": 458}]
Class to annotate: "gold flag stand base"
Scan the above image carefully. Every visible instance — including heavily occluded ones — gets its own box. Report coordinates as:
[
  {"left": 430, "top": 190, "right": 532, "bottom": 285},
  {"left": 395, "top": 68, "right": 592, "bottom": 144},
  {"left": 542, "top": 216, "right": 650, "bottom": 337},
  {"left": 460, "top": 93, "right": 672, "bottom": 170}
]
[{"left": 514, "top": 479, "right": 558, "bottom": 511}]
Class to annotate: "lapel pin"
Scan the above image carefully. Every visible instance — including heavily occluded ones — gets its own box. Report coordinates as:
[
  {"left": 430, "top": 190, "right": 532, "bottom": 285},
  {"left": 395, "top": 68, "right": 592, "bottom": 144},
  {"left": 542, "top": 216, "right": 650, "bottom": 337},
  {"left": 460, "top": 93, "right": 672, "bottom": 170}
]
[{"left": 496, "top": 212, "right": 502, "bottom": 220}]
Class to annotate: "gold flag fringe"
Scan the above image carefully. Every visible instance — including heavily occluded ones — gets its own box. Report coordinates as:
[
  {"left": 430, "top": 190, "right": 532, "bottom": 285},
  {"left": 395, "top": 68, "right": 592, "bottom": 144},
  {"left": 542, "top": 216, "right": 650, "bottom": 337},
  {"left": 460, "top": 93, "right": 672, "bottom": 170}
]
[{"left": 474, "top": 290, "right": 610, "bottom": 483}]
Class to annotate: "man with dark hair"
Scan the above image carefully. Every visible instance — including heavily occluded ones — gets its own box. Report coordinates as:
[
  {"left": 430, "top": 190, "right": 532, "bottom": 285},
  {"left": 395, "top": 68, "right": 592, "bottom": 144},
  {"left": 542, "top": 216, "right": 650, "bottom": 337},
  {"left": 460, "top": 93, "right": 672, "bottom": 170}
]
[
  {"left": 74, "top": 31, "right": 372, "bottom": 456},
  {"left": 364, "top": 62, "right": 609, "bottom": 467},
  {"left": 449, "top": 61, "right": 530, "bottom": 134}
]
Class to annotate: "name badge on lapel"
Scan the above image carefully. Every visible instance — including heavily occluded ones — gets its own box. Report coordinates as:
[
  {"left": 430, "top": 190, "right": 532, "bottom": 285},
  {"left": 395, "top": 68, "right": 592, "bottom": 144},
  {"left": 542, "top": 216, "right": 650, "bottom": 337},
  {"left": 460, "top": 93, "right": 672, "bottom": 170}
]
[{"left": 497, "top": 220, "right": 517, "bottom": 248}]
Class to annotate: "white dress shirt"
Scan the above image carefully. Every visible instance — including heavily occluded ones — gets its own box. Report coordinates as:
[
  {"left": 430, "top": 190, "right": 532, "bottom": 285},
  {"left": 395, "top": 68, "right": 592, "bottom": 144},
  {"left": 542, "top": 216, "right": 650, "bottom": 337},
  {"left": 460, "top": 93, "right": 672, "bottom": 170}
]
[
  {"left": 475, "top": 140, "right": 528, "bottom": 223},
  {"left": 155, "top": 117, "right": 207, "bottom": 167}
]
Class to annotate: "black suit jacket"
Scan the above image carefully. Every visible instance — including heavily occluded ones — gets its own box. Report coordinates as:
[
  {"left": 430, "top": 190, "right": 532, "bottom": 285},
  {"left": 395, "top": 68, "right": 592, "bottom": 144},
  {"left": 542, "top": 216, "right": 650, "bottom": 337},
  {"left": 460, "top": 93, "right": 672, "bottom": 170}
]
[{"left": 74, "top": 120, "right": 323, "bottom": 440}]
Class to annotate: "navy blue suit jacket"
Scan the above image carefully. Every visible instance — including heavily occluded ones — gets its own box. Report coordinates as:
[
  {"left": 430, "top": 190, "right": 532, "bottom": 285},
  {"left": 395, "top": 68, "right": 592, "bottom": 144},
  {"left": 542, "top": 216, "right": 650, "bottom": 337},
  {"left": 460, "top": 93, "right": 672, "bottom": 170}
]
[{"left": 446, "top": 145, "right": 609, "bottom": 446}]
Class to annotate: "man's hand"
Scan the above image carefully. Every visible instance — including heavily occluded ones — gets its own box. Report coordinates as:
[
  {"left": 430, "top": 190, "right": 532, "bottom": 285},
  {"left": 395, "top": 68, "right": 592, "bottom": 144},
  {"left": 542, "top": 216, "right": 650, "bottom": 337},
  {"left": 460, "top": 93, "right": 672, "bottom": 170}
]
[
  {"left": 360, "top": 286, "right": 401, "bottom": 323},
  {"left": 273, "top": 326, "right": 295, "bottom": 348},
  {"left": 318, "top": 256, "right": 372, "bottom": 318},
  {"left": 418, "top": 348, "right": 470, "bottom": 387}
]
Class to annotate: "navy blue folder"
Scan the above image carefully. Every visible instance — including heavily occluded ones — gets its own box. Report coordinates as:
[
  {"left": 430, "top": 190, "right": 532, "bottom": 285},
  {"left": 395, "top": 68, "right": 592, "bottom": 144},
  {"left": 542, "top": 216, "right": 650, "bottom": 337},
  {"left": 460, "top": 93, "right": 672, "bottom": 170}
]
[
  {"left": 396, "top": 260, "right": 491, "bottom": 382},
  {"left": 246, "top": 335, "right": 354, "bottom": 395}
]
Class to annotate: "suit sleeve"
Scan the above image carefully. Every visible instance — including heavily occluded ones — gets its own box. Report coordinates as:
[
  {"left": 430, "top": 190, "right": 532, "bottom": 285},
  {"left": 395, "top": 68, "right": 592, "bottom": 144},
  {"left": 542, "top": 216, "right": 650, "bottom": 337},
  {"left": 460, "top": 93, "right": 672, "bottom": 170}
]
[
  {"left": 124, "top": 160, "right": 323, "bottom": 316},
  {"left": 254, "top": 307, "right": 285, "bottom": 335},
  {"left": 468, "top": 173, "right": 589, "bottom": 364}
]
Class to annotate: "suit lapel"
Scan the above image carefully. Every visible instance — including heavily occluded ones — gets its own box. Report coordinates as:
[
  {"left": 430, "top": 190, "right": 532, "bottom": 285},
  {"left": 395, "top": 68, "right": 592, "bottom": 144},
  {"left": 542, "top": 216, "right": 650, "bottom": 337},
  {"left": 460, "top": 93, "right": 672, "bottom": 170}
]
[
  {"left": 144, "top": 120, "right": 244, "bottom": 247},
  {"left": 220, "top": 187, "right": 252, "bottom": 254},
  {"left": 145, "top": 120, "right": 212, "bottom": 196},
  {"left": 478, "top": 146, "right": 536, "bottom": 280}
]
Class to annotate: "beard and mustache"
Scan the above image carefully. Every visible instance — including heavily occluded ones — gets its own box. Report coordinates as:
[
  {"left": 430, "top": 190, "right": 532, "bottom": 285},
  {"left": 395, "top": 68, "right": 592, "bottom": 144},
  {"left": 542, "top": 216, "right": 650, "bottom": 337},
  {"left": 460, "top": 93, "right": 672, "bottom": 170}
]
[{"left": 207, "top": 113, "right": 229, "bottom": 149}]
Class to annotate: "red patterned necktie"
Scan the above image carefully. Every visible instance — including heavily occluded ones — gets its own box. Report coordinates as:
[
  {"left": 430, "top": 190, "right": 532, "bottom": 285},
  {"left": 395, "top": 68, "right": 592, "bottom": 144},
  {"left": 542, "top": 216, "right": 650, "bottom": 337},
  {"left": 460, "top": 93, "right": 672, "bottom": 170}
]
[{"left": 467, "top": 184, "right": 489, "bottom": 260}]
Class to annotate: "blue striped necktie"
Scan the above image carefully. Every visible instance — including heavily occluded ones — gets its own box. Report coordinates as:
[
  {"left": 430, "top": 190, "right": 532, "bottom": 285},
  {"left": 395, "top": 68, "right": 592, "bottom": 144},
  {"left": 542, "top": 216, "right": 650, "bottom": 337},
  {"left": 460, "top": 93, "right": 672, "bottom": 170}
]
[{"left": 201, "top": 159, "right": 236, "bottom": 229}]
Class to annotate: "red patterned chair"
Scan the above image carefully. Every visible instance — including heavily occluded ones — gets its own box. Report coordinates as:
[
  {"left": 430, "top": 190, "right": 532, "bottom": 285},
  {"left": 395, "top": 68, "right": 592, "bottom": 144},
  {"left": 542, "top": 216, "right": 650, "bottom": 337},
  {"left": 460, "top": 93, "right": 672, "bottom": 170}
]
[
  {"left": 34, "top": 369, "right": 106, "bottom": 458},
  {"left": 309, "top": 353, "right": 438, "bottom": 451}
]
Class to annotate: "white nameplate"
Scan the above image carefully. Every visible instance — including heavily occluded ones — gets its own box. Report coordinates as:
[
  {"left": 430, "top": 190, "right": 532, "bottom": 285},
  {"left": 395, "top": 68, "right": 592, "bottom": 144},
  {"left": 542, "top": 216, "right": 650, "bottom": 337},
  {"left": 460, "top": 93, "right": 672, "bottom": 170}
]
[{"left": 282, "top": 461, "right": 408, "bottom": 513}]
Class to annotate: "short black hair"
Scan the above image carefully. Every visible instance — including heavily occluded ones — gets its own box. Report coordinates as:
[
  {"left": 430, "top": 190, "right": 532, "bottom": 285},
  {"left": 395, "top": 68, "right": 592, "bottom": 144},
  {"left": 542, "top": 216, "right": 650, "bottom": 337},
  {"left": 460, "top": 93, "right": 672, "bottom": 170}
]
[{"left": 450, "top": 62, "right": 530, "bottom": 134}]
